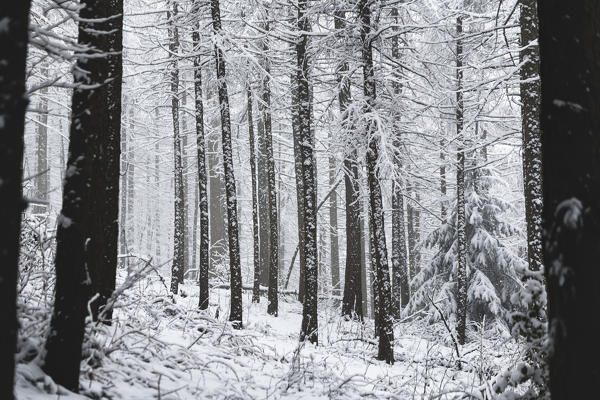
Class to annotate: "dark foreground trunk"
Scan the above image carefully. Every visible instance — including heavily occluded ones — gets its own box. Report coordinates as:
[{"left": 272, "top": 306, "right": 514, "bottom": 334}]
[
  {"left": 0, "top": 3, "right": 31, "bottom": 398},
  {"left": 537, "top": 1, "right": 600, "bottom": 399},
  {"left": 211, "top": 0, "right": 243, "bottom": 328},
  {"left": 44, "top": 0, "right": 123, "bottom": 390}
]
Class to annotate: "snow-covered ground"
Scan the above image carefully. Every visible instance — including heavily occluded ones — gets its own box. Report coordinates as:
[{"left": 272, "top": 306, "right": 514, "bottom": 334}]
[{"left": 15, "top": 270, "right": 522, "bottom": 400}]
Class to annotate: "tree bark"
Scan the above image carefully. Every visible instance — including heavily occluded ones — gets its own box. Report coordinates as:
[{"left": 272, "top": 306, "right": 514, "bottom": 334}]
[
  {"left": 192, "top": 6, "right": 210, "bottom": 309},
  {"left": 34, "top": 63, "right": 49, "bottom": 214},
  {"left": 210, "top": 0, "right": 243, "bottom": 328},
  {"left": 0, "top": 2, "right": 31, "bottom": 398},
  {"left": 296, "top": 0, "right": 318, "bottom": 344},
  {"left": 169, "top": 2, "right": 185, "bottom": 294},
  {"left": 248, "top": 85, "right": 261, "bottom": 304},
  {"left": 360, "top": 0, "right": 394, "bottom": 364},
  {"left": 44, "top": 0, "right": 123, "bottom": 390},
  {"left": 537, "top": 1, "right": 600, "bottom": 398},
  {"left": 455, "top": 15, "right": 468, "bottom": 346}
]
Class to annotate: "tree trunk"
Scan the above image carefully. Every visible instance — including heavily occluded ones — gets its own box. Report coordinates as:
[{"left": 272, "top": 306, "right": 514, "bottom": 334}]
[
  {"left": 390, "top": 6, "right": 409, "bottom": 316},
  {"left": 44, "top": 0, "right": 123, "bottom": 390},
  {"left": 248, "top": 85, "right": 261, "bottom": 304},
  {"left": 34, "top": 63, "right": 49, "bottom": 213},
  {"left": 169, "top": 2, "right": 185, "bottom": 294},
  {"left": 192, "top": 8, "right": 210, "bottom": 309},
  {"left": 360, "top": 0, "right": 394, "bottom": 364},
  {"left": 296, "top": 0, "right": 318, "bottom": 344},
  {"left": 329, "top": 141, "right": 340, "bottom": 298},
  {"left": 455, "top": 15, "right": 468, "bottom": 346},
  {"left": 537, "top": 1, "right": 600, "bottom": 398},
  {"left": 261, "top": 27, "right": 279, "bottom": 316},
  {"left": 210, "top": 0, "right": 243, "bottom": 328},
  {"left": 0, "top": 3, "right": 31, "bottom": 398}
]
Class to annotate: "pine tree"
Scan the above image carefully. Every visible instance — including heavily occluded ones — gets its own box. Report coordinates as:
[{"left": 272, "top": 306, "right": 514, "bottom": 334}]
[
  {"left": 0, "top": 2, "right": 31, "bottom": 398},
  {"left": 296, "top": 0, "right": 318, "bottom": 344},
  {"left": 192, "top": 0, "right": 210, "bottom": 309},
  {"left": 210, "top": 0, "right": 243, "bottom": 328},
  {"left": 44, "top": 0, "right": 124, "bottom": 390},
  {"left": 169, "top": 1, "right": 185, "bottom": 294},
  {"left": 360, "top": 0, "right": 394, "bottom": 364},
  {"left": 537, "top": 1, "right": 600, "bottom": 398}
]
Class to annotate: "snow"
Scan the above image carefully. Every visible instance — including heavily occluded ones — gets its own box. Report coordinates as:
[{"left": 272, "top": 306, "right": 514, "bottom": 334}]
[{"left": 15, "top": 267, "right": 523, "bottom": 400}]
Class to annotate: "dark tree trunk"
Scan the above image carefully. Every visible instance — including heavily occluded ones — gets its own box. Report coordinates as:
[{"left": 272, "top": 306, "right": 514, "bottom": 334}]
[
  {"left": 257, "top": 97, "right": 270, "bottom": 289},
  {"left": 261, "top": 28, "right": 279, "bottom": 316},
  {"left": 360, "top": 0, "right": 394, "bottom": 364},
  {"left": 192, "top": 6, "right": 210, "bottom": 309},
  {"left": 169, "top": 2, "right": 185, "bottom": 294},
  {"left": 248, "top": 85, "right": 261, "bottom": 304},
  {"left": 290, "top": 71, "right": 307, "bottom": 304},
  {"left": 296, "top": 0, "right": 318, "bottom": 344},
  {"left": 440, "top": 140, "right": 447, "bottom": 220},
  {"left": 537, "top": 1, "right": 600, "bottom": 398},
  {"left": 210, "top": 0, "right": 243, "bottom": 328},
  {"left": 0, "top": 3, "right": 31, "bottom": 398},
  {"left": 390, "top": 6, "right": 409, "bottom": 316},
  {"left": 455, "top": 15, "right": 468, "bottom": 346},
  {"left": 44, "top": 0, "right": 123, "bottom": 390},
  {"left": 336, "top": 9, "right": 363, "bottom": 320}
]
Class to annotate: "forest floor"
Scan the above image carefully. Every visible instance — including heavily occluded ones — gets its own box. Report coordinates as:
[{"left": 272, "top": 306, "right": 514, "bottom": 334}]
[{"left": 15, "top": 267, "right": 523, "bottom": 400}]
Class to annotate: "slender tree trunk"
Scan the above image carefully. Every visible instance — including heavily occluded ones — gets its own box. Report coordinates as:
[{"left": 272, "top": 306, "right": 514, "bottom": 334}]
[
  {"left": 440, "top": 139, "right": 447, "bottom": 220},
  {"left": 154, "top": 140, "right": 162, "bottom": 259},
  {"left": 537, "top": 1, "right": 600, "bottom": 398},
  {"left": 257, "top": 81, "right": 270, "bottom": 289},
  {"left": 34, "top": 63, "right": 49, "bottom": 213},
  {"left": 126, "top": 107, "right": 135, "bottom": 254},
  {"left": 455, "top": 15, "right": 468, "bottom": 346},
  {"left": 329, "top": 142, "right": 340, "bottom": 298},
  {"left": 210, "top": 0, "right": 243, "bottom": 328},
  {"left": 390, "top": 6, "right": 409, "bottom": 316},
  {"left": 192, "top": 8, "right": 210, "bottom": 309},
  {"left": 0, "top": 3, "right": 31, "bottom": 398},
  {"left": 44, "top": 0, "right": 123, "bottom": 390},
  {"left": 119, "top": 103, "right": 128, "bottom": 257},
  {"left": 182, "top": 85, "right": 190, "bottom": 276},
  {"left": 360, "top": 0, "right": 394, "bottom": 364},
  {"left": 296, "top": 0, "right": 318, "bottom": 344},
  {"left": 169, "top": 2, "right": 185, "bottom": 294},
  {"left": 261, "top": 27, "right": 279, "bottom": 316},
  {"left": 248, "top": 85, "right": 261, "bottom": 304}
]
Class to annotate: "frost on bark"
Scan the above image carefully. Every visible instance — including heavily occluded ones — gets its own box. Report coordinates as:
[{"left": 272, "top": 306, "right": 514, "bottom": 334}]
[
  {"left": 247, "top": 85, "right": 261, "bottom": 304},
  {"left": 34, "top": 63, "right": 49, "bottom": 214},
  {"left": 0, "top": 2, "right": 31, "bottom": 398},
  {"left": 296, "top": 0, "right": 318, "bottom": 344},
  {"left": 192, "top": 2, "right": 210, "bottom": 309},
  {"left": 336, "top": 9, "right": 362, "bottom": 320},
  {"left": 260, "top": 25, "right": 279, "bottom": 316},
  {"left": 390, "top": 6, "right": 409, "bottom": 317},
  {"left": 360, "top": 0, "right": 394, "bottom": 364},
  {"left": 455, "top": 15, "right": 468, "bottom": 346},
  {"left": 210, "top": 0, "right": 243, "bottom": 328},
  {"left": 44, "top": 0, "right": 123, "bottom": 390},
  {"left": 169, "top": 2, "right": 185, "bottom": 294},
  {"left": 537, "top": 1, "right": 600, "bottom": 398}
]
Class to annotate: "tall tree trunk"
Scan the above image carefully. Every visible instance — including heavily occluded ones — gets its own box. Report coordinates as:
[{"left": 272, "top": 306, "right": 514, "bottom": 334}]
[
  {"left": 257, "top": 105, "right": 270, "bottom": 289},
  {"left": 126, "top": 107, "right": 135, "bottom": 254},
  {"left": 261, "top": 26, "right": 279, "bottom": 316},
  {"left": 34, "top": 63, "right": 49, "bottom": 213},
  {"left": 181, "top": 85, "right": 190, "bottom": 276},
  {"left": 290, "top": 71, "right": 307, "bottom": 304},
  {"left": 210, "top": 0, "right": 243, "bottom": 328},
  {"left": 329, "top": 141, "right": 340, "bottom": 298},
  {"left": 119, "top": 105, "right": 128, "bottom": 258},
  {"left": 455, "top": 15, "right": 468, "bottom": 346},
  {"left": 154, "top": 140, "right": 162, "bottom": 259},
  {"left": 360, "top": 0, "right": 394, "bottom": 364},
  {"left": 537, "top": 1, "right": 600, "bottom": 398},
  {"left": 169, "top": 2, "right": 185, "bottom": 294},
  {"left": 390, "top": 6, "right": 409, "bottom": 316},
  {"left": 44, "top": 0, "right": 123, "bottom": 390},
  {"left": 0, "top": 3, "right": 31, "bottom": 398},
  {"left": 192, "top": 8, "right": 210, "bottom": 309},
  {"left": 248, "top": 85, "right": 261, "bottom": 303},
  {"left": 440, "top": 139, "right": 447, "bottom": 220},
  {"left": 296, "top": 0, "right": 318, "bottom": 344}
]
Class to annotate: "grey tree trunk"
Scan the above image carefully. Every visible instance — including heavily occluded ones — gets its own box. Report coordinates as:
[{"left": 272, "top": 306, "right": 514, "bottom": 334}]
[
  {"left": 248, "top": 85, "right": 261, "bottom": 304},
  {"left": 34, "top": 63, "right": 49, "bottom": 214},
  {"left": 210, "top": 0, "right": 243, "bottom": 328},
  {"left": 168, "top": 2, "right": 185, "bottom": 294},
  {"left": 455, "top": 15, "right": 468, "bottom": 346},
  {"left": 360, "top": 0, "right": 394, "bottom": 364}
]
